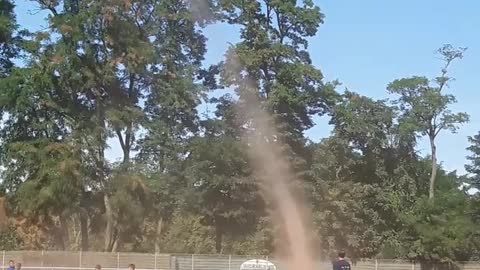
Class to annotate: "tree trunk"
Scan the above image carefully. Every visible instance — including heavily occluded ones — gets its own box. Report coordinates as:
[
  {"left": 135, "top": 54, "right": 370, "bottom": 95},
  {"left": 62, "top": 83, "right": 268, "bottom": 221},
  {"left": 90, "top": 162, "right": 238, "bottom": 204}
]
[
  {"left": 123, "top": 147, "right": 130, "bottom": 164},
  {"left": 59, "top": 215, "right": 70, "bottom": 250},
  {"left": 116, "top": 127, "right": 131, "bottom": 165},
  {"left": 111, "top": 236, "right": 119, "bottom": 252},
  {"left": 0, "top": 197, "right": 7, "bottom": 232},
  {"left": 155, "top": 217, "right": 163, "bottom": 253},
  {"left": 429, "top": 137, "right": 438, "bottom": 200},
  {"left": 79, "top": 211, "right": 89, "bottom": 251},
  {"left": 104, "top": 193, "right": 116, "bottom": 251},
  {"left": 215, "top": 223, "right": 223, "bottom": 254},
  {"left": 96, "top": 102, "right": 118, "bottom": 252}
]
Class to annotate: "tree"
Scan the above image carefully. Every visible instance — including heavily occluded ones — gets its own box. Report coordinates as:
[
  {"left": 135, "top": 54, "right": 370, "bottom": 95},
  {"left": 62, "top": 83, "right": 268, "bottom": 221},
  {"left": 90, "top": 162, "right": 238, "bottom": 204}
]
[
  {"left": 135, "top": 0, "right": 215, "bottom": 252},
  {"left": 387, "top": 45, "right": 469, "bottom": 201},
  {"left": 106, "top": 168, "right": 149, "bottom": 251},
  {"left": 4, "top": 0, "right": 480, "bottom": 257},
  {"left": 0, "top": 1, "right": 20, "bottom": 227},
  {"left": 309, "top": 95, "right": 389, "bottom": 258},
  {"left": 159, "top": 212, "right": 216, "bottom": 254},
  {"left": 465, "top": 132, "right": 480, "bottom": 238},
  {"left": 328, "top": 91, "right": 396, "bottom": 185},
  {"left": 183, "top": 119, "right": 261, "bottom": 253},
  {"left": 211, "top": 0, "right": 337, "bottom": 254},
  {"left": 0, "top": 0, "right": 17, "bottom": 76},
  {"left": 0, "top": 225, "right": 22, "bottom": 250},
  {"left": 395, "top": 169, "right": 478, "bottom": 264},
  {"left": 219, "top": 0, "right": 337, "bottom": 168},
  {"left": 2, "top": 0, "right": 217, "bottom": 252},
  {"left": 0, "top": 0, "right": 158, "bottom": 251},
  {"left": 309, "top": 141, "right": 385, "bottom": 258},
  {"left": 466, "top": 131, "right": 480, "bottom": 189},
  {"left": 309, "top": 91, "right": 436, "bottom": 259},
  {"left": 0, "top": 0, "right": 16, "bottom": 226},
  {"left": 0, "top": 56, "right": 83, "bottom": 249}
]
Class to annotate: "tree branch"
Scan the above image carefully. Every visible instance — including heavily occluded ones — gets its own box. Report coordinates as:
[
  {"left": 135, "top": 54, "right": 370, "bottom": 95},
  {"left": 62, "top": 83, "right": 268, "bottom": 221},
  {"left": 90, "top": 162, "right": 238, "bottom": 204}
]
[
  {"left": 115, "top": 128, "right": 126, "bottom": 153},
  {"left": 37, "top": 0, "right": 58, "bottom": 16}
]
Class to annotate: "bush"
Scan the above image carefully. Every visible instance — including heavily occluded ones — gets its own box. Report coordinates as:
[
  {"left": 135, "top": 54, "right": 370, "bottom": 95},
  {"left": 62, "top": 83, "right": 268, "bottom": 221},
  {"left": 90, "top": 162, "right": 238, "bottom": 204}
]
[{"left": 0, "top": 225, "right": 22, "bottom": 250}]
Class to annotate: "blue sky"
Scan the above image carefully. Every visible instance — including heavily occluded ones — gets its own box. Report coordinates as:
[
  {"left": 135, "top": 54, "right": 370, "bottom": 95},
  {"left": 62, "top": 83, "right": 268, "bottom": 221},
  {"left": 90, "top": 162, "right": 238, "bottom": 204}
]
[{"left": 13, "top": 0, "right": 480, "bottom": 174}]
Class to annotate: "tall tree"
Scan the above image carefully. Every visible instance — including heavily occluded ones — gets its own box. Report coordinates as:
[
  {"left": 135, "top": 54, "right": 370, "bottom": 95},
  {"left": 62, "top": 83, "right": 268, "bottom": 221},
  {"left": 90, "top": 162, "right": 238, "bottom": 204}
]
[
  {"left": 0, "top": 0, "right": 18, "bottom": 233},
  {"left": 311, "top": 92, "right": 395, "bottom": 258},
  {"left": 310, "top": 138, "right": 385, "bottom": 258},
  {"left": 136, "top": 0, "right": 214, "bottom": 252},
  {"left": 0, "top": 64, "right": 84, "bottom": 249},
  {"left": 0, "top": 0, "right": 157, "bottom": 251},
  {"left": 0, "top": 7, "right": 87, "bottom": 245},
  {"left": 387, "top": 45, "right": 469, "bottom": 200},
  {"left": 219, "top": 0, "right": 337, "bottom": 167},
  {"left": 208, "top": 0, "right": 338, "bottom": 253}
]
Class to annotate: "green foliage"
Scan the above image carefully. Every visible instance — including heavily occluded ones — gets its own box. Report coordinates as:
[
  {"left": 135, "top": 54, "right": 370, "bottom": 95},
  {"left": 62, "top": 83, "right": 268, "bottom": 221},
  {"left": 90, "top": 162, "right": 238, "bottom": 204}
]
[
  {"left": 0, "top": 0, "right": 17, "bottom": 76},
  {"left": 387, "top": 75, "right": 469, "bottom": 137},
  {"left": 108, "top": 169, "right": 149, "bottom": 247},
  {"left": 396, "top": 171, "right": 477, "bottom": 262},
  {"left": 0, "top": 0, "right": 478, "bottom": 263},
  {"left": 466, "top": 132, "right": 480, "bottom": 189},
  {"left": 227, "top": 217, "right": 274, "bottom": 255},
  {"left": 310, "top": 179, "right": 384, "bottom": 259},
  {"left": 160, "top": 213, "right": 216, "bottom": 254},
  {"left": 183, "top": 122, "right": 261, "bottom": 253},
  {"left": 219, "top": 0, "right": 337, "bottom": 164},
  {"left": 0, "top": 226, "right": 22, "bottom": 250},
  {"left": 387, "top": 45, "right": 469, "bottom": 200}
]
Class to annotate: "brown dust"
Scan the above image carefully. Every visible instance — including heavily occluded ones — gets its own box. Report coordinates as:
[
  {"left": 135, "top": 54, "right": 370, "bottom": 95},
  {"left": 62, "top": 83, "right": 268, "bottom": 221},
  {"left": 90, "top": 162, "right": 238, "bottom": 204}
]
[{"left": 245, "top": 104, "right": 316, "bottom": 270}]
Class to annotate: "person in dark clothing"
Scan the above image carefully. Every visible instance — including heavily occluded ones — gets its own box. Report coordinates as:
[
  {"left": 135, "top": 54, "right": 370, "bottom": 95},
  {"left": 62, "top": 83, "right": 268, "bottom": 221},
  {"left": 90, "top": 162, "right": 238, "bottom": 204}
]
[{"left": 333, "top": 251, "right": 351, "bottom": 270}]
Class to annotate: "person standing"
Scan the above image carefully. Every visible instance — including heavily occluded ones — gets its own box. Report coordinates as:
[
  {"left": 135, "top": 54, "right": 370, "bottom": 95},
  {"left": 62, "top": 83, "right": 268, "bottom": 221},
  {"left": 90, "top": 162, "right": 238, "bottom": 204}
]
[
  {"left": 333, "top": 251, "right": 351, "bottom": 270},
  {"left": 7, "top": 260, "right": 15, "bottom": 270}
]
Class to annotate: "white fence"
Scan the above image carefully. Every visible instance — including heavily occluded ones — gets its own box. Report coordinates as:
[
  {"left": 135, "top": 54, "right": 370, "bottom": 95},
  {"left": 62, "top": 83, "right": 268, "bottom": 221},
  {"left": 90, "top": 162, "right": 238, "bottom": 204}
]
[
  {"left": 0, "top": 251, "right": 170, "bottom": 270},
  {"left": 1, "top": 251, "right": 480, "bottom": 270}
]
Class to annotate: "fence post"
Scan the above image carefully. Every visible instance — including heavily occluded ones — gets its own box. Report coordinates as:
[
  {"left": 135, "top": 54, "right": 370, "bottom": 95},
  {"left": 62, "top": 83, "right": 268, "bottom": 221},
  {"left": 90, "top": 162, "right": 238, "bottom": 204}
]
[
  {"left": 2, "top": 250, "right": 5, "bottom": 270},
  {"left": 79, "top": 251, "right": 82, "bottom": 269},
  {"left": 375, "top": 259, "right": 378, "bottom": 270},
  {"left": 412, "top": 261, "right": 415, "bottom": 270},
  {"left": 228, "top": 255, "right": 232, "bottom": 270},
  {"left": 154, "top": 253, "right": 157, "bottom": 270},
  {"left": 191, "top": 254, "right": 194, "bottom": 270},
  {"left": 41, "top": 250, "right": 44, "bottom": 268},
  {"left": 117, "top": 253, "right": 120, "bottom": 270}
]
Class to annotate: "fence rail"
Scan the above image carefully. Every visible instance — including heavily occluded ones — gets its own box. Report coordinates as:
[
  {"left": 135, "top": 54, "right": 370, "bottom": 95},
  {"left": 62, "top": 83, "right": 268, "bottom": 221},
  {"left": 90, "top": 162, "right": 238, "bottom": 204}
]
[{"left": 1, "top": 251, "right": 480, "bottom": 270}]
